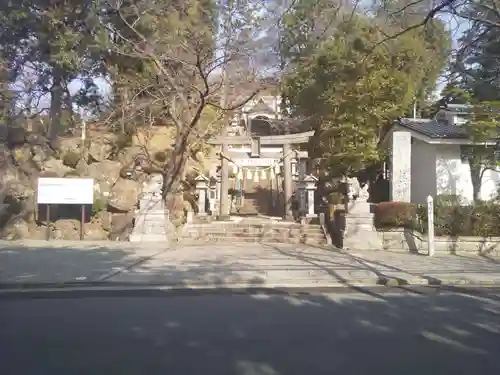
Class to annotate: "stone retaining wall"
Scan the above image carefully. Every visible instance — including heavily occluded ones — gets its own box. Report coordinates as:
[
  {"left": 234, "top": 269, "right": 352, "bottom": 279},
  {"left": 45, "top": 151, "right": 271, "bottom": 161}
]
[{"left": 379, "top": 229, "right": 500, "bottom": 256}]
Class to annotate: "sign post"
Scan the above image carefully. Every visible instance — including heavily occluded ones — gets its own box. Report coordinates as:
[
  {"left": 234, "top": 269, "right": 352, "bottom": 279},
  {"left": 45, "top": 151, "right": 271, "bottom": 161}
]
[
  {"left": 427, "top": 195, "right": 435, "bottom": 257},
  {"left": 46, "top": 204, "right": 51, "bottom": 241},
  {"left": 37, "top": 178, "right": 94, "bottom": 241},
  {"left": 80, "top": 205, "right": 85, "bottom": 240}
]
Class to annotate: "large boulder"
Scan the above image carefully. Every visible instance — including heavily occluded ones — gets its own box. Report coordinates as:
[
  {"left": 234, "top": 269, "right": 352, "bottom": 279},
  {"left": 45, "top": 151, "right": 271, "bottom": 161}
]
[
  {"left": 2, "top": 165, "right": 34, "bottom": 201},
  {"left": 108, "top": 179, "right": 140, "bottom": 212},
  {"left": 11, "top": 145, "right": 32, "bottom": 164},
  {"left": 40, "top": 158, "right": 73, "bottom": 177},
  {"left": 115, "top": 146, "right": 143, "bottom": 167},
  {"left": 59, "top": 137, "right": 81, "bottom": 154},
  {"left": 31, "top": 142, "right": 55, "bottom": 165},
  {"left": 86, "top": 160, "right": 122, "bottom": 198},
  {"left": 26, "top": 133, "right": 49, "bottom": 146},
  {"left": 84, "top": 220, "right": 109, "bottom": 240},
  {"left": 110, "top": 212, "right": 135, "bottom": 240},
  {"left": 88, "top": 139, "right": 114, "bottom": 163},
  {"left": 91, "top": 211, "right": 111, "bottom": 232},
  {"left": 7, "top": 126, "right": 26, "bottom": 147},
  {"left": 52, "top": 219, "right": 81, "bottom": 240},
  {"left": 0, "top": 218, "right": 31, "bottom": 240}
]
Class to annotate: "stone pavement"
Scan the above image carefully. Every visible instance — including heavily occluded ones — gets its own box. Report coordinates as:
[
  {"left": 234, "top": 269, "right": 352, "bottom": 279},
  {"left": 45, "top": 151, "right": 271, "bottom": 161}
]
[{"left": 1, "top": 240, "right": 500, "bottom": 290}]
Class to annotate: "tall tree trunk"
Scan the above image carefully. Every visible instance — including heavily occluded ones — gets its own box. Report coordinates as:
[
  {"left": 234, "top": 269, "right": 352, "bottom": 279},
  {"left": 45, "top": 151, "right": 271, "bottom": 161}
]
[
  {"left": 49, "top": 67, "right": 63, "bottom": 141},
  {"left": 162, "top": 133, "right": 189, "bottom": 210},
  {"left": 468, "top": 157, "right": 482, "bottom": 201}
]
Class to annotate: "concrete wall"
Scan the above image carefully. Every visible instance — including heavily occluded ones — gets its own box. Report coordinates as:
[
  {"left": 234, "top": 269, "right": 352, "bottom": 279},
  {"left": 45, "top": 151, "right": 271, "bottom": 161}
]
[
  {"left": 435, "top": 145, "right": 499, "bottom": 203},
  {"left": 435, "top": 144, "right": 474, "bottom": 203},
  {"left": 410, "top": 142, "right": 500, "bottom": 204},
  {"left": 378, "top": 230, "right": 500, "bottom": 256}
]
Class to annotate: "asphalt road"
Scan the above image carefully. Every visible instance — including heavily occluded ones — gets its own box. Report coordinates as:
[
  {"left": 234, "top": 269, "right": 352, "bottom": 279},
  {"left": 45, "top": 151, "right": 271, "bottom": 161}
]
[{"left": 1, "top": 287, "right": 500, "bottom": 375}]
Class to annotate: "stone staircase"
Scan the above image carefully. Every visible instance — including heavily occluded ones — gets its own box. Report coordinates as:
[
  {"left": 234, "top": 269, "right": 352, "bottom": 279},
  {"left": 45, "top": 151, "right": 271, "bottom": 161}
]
[
  {"left": 180, "top": 218, "right": 328, "bottom": 245},
  {"left": 129, "top": 174, "right": 173, "bottom": 243},
  {"left": 237, "top": 196, "right": 259, "bottom": 215},
  {"left": 233, "top": 178, "right": 282, "bottom": 217}
]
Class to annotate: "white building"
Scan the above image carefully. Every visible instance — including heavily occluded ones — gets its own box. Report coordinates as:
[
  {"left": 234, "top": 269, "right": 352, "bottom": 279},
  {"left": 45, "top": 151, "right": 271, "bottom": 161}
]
[{"left": 383, "top": 104, "right": 500, "bottom": 204}]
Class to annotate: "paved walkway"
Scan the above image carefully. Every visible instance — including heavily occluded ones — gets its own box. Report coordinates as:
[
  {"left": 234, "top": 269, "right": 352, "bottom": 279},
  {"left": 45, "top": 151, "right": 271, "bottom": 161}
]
[{"left": 1, "top": 240, "right": 500, "bottom": 290}]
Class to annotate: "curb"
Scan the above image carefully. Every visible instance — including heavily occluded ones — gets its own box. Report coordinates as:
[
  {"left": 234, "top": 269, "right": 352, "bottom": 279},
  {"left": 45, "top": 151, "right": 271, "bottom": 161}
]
[{"left": 1, "top": 276, "right": 500, "bottom": 295}]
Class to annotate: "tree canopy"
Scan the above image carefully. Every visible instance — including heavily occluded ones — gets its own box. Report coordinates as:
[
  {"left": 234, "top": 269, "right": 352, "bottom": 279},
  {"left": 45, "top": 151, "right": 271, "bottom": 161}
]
[{"left": 280, "top": 2, "right": 451, "bottom": 176}]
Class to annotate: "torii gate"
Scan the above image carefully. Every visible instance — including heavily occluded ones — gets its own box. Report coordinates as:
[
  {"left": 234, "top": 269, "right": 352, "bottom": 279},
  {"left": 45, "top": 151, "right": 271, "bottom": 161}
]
[{"left": 209, "top": 131, "right": 314, "bottom": 221}]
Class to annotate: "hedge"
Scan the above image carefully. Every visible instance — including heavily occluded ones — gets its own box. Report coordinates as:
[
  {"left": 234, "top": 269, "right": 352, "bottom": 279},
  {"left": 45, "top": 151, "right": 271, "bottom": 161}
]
[
  {"left": 374, "top": 201, "right": 500, "bottom": 237},
  {"left": 373, "top": 202, "right": 418, "bottom": 230}
]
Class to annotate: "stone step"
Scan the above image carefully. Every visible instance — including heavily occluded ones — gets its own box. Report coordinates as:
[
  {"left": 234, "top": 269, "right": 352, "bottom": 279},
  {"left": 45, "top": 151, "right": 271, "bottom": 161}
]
[
  {"left": 183, "top": 224, "right": 325, "bottom": 232},
  {"left": 183, "top": 231, "right": 325, "bottom": 239},
  {"left": 181, "top": 222, "right": 328, "bottom": 245},
  {"left": 185, "top": 233, "right": 324, "bottom": 239},
  {"left": 185, "top": 222, "right": 323, "bottom": 229},
  {"left": 181, "top": 236, "right": 327, "bottom": 245}
]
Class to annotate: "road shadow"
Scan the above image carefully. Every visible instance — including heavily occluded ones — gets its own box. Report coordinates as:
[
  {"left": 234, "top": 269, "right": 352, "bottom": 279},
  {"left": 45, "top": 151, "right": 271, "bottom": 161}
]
[
  {"left": 1, "top": 288, "right": 500, "bottom": 374},
  {"left": 0, "top": 242, "right": 267, "bottom": 289},
  {"left": 0, "top": 241, "right": 166, "bottom": 286}
]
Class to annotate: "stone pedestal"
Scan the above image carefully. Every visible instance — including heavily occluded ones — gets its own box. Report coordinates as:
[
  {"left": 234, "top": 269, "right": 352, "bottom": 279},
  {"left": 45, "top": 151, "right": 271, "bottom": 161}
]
[
  {"left": 298, "top": 187, "right": 306, "bottom": 215},
  {"left": 129, "top": 174, "right": 171, "bottom": 243},
  {"left": 303, "top": 175, "right": 318, "bottom": 218},
  {"left": 208, "top": 177, "right": 218, "bottom": 215},
  {"left": 343, "top": 183, "right": 382, "bottom": 250},
  {"left": 195, "top": 174, "right": 209, "bottom": 216}
]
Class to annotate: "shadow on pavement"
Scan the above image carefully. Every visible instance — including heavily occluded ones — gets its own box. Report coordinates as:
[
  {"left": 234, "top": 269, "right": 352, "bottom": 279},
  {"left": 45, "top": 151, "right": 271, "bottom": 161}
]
[
  {"left": 0, "top": 243, "right": 269, "bottom": 288},
  {"left": 0, "top": 243, "right": 159, "bottom": 284},
  {"left": 1, "top": 287, "right": 500, "bottom": 374}
]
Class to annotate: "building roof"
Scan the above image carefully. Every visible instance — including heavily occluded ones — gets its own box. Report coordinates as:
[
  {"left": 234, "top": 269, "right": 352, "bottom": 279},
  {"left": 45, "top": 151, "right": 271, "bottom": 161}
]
[
  {"left": 250, "top": 99, "right": 274, "bottom": 114},
  {"left": 397, "top": 118, "right": 469, "bottom": 139},
  {"left": 440, "top": 103, "right": 473, "bottom": 114}
]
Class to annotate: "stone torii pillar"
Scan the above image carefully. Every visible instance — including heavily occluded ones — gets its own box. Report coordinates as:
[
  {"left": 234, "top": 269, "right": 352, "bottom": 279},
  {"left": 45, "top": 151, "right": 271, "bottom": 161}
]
[
  {"left": 283, "top": 143, "right": 294, "bottom": 220},
  {"left": 209, "top": 131, "right": 314, "bottom": 222}
]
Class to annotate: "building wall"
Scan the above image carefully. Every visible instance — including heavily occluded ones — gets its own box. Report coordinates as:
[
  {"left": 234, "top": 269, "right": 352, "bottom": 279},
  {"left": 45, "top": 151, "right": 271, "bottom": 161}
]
[
  {"left": 481, "top": 168, "right": 500, "bottom": 201},
  {"left": 408, "top": 140, "right": 499, "bottom": 204},
  {"left": 434, "top": 145, "right": 499, "bottom": 203},
  {"left": 435, "top": 144, "right": 473, "bottom": 203},
  {"left": 411, "top": 139, "right": 437, "bottom": 204}
]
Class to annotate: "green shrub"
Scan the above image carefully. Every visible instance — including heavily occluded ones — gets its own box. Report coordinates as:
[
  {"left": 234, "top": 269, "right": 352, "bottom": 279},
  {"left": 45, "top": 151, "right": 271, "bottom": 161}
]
[
  {"left": 92, "top": 197, "right": 107, "bottom": 216},
  {"left": 153, "top": 151, "right": 168, "bottom": 163},
  {"left": 418, "top": 200, "right": 500, "bottom": 237},
  {"left": 62, "top": 151, "right": 80, "bottom": 168},
  {"left": 373, "top": 202, "right": 418, "bottom": 230},
  {"left": 435, "top": 194, "right": 462, "bottom": 206},
  {"left": 376, "top": 198, "right": 500, "bottom": 237}
]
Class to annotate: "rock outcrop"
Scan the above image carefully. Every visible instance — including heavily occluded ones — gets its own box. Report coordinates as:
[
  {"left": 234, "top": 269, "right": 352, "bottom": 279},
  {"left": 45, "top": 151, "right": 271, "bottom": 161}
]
[
  {"left": 0, "top": 124, "right": 204, "bottom": 241},
  {"left": 108, "top": 179, "right": 141, "bottom": 213}
]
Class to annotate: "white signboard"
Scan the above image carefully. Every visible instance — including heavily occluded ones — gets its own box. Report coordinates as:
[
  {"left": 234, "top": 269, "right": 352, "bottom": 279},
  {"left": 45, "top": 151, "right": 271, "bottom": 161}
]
[{"left": 37, "top": 178, "right": 94, "bottom": 205}]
